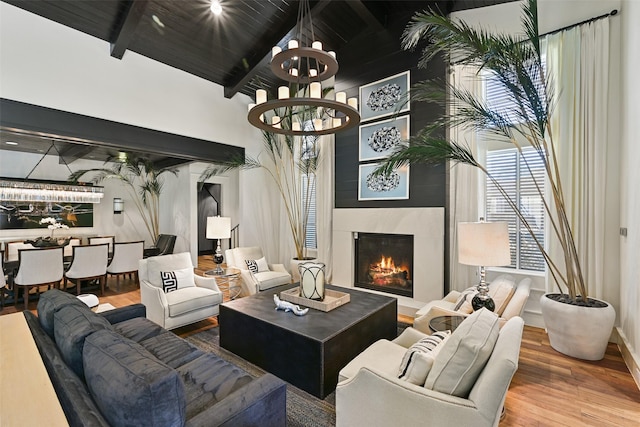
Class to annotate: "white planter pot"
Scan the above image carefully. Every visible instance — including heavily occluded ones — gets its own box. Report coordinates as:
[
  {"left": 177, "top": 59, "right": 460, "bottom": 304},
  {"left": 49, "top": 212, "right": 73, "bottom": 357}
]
[
  {"left": 540, "top": 293, "right": 615, "bottom": 361},
  {"left": 290, "top": 257, "right": 317, "bottom": 283}
]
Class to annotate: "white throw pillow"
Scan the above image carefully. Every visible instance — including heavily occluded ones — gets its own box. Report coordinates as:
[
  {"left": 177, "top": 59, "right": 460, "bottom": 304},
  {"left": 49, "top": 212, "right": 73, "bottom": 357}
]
[
  {"left": 488, "top": 275, "right": 516, "bottom": 315},
  {"left": 397, "top": 331, "right": 451, "bottom": 385},
  {"left": 160, "top": 267, "right": 196, "bottom": 293},
  {"left": 255, "top": 256, "right": 270, "bottom": 272},
  {"left": 246, "top": 257, "right": 269, "bottom": 273},
  {"left": 424, "top": 308, "right": 500, "bottom": 397},
  {"left": 453, "top": 287, "right": 477, "bottom": 314}
]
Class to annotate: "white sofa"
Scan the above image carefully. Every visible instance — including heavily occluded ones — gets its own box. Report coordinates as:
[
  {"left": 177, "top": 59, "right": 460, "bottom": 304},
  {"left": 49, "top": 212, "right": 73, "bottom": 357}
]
[
  {"left": 139, "top": 252, "right": 223, "bottom": 330},
  {"left": 224, "top": 246, "right": 291, "bottom": 296},
  {"left": 413, "top": 275, "right": 531, "bottom": 332},
  {"left": 336, "top": 312, "right": 525, "bottom": 427}
]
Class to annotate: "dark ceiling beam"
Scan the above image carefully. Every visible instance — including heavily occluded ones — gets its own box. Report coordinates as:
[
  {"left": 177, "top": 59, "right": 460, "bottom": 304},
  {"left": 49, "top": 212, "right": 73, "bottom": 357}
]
[
  {"left": 110, "top": 0, "right": 149, "bottom": 59},
  {"left": 57, "top": 143, "right": 95, "bottom": 165},
  {"left": 344, "top": 1, "right": 385, "bottom": 32},
  {"left": 1, "top": 98, "right": 244, "bottom": 164},
  {"left": 223, "top": 0, "right": 333, "bottom": 99}
]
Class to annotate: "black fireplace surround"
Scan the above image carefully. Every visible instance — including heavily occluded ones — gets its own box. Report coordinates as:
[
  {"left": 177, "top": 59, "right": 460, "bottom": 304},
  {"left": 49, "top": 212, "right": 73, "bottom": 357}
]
[{"left": 354, "top": 232, "right": 414, "bottom": 298}]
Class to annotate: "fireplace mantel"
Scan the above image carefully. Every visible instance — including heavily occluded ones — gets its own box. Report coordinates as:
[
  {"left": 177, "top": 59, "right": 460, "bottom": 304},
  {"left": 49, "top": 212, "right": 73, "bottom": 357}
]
[{"left": 332, "top": 208, "right": 444, "bottom": 315}]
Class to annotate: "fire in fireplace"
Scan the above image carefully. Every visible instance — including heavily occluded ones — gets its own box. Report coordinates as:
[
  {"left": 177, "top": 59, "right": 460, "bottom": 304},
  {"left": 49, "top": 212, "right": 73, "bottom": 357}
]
[{"left": 354, "top": 232, "right": 413, "bottom": 297}]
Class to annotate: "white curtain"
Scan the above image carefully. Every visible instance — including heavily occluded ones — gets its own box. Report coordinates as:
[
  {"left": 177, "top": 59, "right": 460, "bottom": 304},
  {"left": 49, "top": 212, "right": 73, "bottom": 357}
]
[
  {"left": 448, "top": 64, "right": 484, "bottom": 292},
  {"left": 316, "top": 134, "right": 334, "bottom": 281},
  {"left": 545, "top": 18, "right": 613, "bottom": 299}
]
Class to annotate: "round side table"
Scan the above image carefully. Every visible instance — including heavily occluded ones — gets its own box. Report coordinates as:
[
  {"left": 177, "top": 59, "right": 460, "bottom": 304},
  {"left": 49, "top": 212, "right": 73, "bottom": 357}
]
[
  {"left": 204, "top": 267, "right": 242, "bottom": 300},
  {"left": 429, "top": 315, "right": 467, "bottom": 333}
]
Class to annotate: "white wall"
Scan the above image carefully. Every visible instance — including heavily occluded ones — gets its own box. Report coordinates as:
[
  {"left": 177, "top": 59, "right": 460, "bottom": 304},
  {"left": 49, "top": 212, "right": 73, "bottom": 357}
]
[
  {"left": 0, "top": 2, "right": 288, "bottom": 262},
  {"left": 618, "top": 0, "right": 640, "bottom": 386}
]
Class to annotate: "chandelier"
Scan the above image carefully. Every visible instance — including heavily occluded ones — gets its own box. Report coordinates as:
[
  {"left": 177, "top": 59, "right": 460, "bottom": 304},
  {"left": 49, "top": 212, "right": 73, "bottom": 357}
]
[
  {"left": 247, "top": 0, "right": 360, "bottom": 136},
  {"left": 0, "top": 141, "right": 104, "bottom": 204}
]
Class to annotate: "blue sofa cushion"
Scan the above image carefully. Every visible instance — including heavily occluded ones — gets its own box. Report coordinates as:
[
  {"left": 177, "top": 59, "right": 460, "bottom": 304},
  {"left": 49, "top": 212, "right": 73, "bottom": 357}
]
[
  {"left": 113, "top": 316, "right": 165, "bottom": 343},
  {"left": 54, "top": 304, "right": 113, "bottom": 379},
  {"left": 177, "top": 353, "right": 253, "bottom": 419},
  {"left": 37, "top": 289, "right": 89, "bottom": 338},
  {"left": 83, "top": 329, "right": 187, "bottom": 427},
  {"left": 140, "top": 330, "right": 205, "bottom": 369}
]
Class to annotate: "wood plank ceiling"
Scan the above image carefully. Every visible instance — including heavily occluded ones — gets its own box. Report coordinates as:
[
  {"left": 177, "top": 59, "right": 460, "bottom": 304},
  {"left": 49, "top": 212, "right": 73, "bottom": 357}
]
[{"left": 1, "top": 0, "right": 515, "bottom": 164}]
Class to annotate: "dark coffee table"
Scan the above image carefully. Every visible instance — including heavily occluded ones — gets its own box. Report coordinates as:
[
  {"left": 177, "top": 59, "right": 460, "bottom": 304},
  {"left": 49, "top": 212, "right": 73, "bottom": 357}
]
[{"left": 219, "top": 284, "right": 397, "bottom": 398}]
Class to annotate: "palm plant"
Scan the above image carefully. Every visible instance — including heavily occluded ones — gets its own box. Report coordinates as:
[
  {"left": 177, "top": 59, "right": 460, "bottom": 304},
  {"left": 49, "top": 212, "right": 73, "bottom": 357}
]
[
  {"left": 69, "top": 155, "right": 177, "bottom": 244},
  {"left": 378, "top": 0, "right": 589, "bottom": 303},
  {"left": 200, "top": 130, "right": 318, "bottom": 261}
]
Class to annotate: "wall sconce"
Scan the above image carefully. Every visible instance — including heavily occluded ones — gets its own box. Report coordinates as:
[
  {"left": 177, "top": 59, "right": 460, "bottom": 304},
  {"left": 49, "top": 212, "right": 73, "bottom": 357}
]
[{"left": 113, "top": 198, "right": 124, "bottom": 214}]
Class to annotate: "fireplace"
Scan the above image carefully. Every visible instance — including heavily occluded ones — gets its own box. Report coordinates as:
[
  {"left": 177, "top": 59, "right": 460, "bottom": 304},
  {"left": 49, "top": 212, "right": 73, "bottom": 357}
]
[{"left": 354, "top": 232, "right": 413, "bottom": 298}]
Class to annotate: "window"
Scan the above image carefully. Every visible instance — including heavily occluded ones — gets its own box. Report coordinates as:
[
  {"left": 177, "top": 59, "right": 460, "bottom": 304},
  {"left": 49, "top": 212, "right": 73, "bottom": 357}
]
[
  {"left": 301, "top": 125, "right": 317, "bottom": 249},
  {"left": 301, "top": 173, "right": 316, "bottom": 249},
  {"left": 485, "top": 147, "right": 545, "bottom": 271}
]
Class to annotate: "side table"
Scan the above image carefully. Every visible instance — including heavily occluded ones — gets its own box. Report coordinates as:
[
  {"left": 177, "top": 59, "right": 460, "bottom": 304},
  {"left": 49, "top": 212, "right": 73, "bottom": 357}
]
[
  {"left": 204, "top": 267, "right": 242, "bottom": 300},
  {"left": 429, "top": 315, "right": 467, "bottom": 333}
]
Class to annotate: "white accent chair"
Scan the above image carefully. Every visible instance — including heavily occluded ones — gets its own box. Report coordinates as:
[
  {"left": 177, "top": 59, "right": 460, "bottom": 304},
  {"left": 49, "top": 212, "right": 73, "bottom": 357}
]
[
  {"left": 412, "top": 275, "right": 531, "bottom": 332},
  {"left": 14, "top": 247, "right": 64, "bottom": 310},
  {"left": 63, "top": 243, "right": 109, "bottom": 295},
  {"left": 336, "top": 316, "right": 525, "bottom": 427},
  {"left": 107, "top": 241, "right": 144, "bottom": 290},
  {"left": 224, "top": 246, "right": 291, "bottom": 296},
  {"left": 139, "top": 252, "right": 223, "bottom": 330}
]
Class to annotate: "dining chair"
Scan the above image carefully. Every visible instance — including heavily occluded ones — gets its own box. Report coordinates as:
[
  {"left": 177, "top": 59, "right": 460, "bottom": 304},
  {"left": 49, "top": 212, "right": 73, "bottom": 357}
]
[
  {"left": 14, "top": 246, "right": 64, "bottom": 310},
  {"left": 63, "top": 237, "right": 82, "bottom": 258},
  {"left": 88, "top": 236, "right": 115, "bottom": 254},
  {"left": 0, "top": 250, "right": 6, "bottom": 309},
  {"left": 107, "top": 241, "right": 144, "bottom": 290},
  {"left": 6, "top": 240, "right": 35, "bottom": 262},
  {"left": 63, "top": 243, "right": 109, "bottom": 295}
]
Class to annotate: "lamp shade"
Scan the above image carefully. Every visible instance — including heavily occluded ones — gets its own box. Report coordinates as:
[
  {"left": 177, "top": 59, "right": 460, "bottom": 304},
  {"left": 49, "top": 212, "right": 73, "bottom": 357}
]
[
  {"left": 457, "top": 221, "right": 511, "bottom": 267},
  {"left": 206, "top": 216, "right": 231, "bottom": 239}
]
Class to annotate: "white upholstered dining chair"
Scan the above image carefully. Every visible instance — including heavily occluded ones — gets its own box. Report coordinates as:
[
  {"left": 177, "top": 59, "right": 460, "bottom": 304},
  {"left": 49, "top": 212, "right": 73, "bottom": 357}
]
[
  {"left": 5, "top": 241, "right": 35, "bottom": 262},
  {"left": 88, "top": 236, "right": 115, "bottom": 254},
  {"left": 107, "top": 241, "right": 144, "bottom": 289},
  {"left": 63, "top": 237, "right": 82, "bottom": 257},
  {"left": 63, "top": 243, "right": 109, "bottom": 295},
  {"left": 14, "top": 246, "right": 64, "bottom": 310}
]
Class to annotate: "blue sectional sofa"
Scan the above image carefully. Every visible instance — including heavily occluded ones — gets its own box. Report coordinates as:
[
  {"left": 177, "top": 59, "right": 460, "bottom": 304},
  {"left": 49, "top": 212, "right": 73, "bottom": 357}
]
[{"left": 25, "top": 290, "right": 286, "bottom": 427}]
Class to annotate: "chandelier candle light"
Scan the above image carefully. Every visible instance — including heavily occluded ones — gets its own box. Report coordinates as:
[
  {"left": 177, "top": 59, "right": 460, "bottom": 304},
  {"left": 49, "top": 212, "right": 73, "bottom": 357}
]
[{"left": 247, "top": 0, "right": 360, "bottom": 136}]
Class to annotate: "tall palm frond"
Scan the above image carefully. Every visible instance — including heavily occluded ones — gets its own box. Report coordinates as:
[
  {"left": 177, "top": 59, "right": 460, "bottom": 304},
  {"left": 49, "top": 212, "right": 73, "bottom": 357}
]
[
  {"left": 69, "top": 155, "right": 177, "bottom": 244},
  {"left": 379, "top": 0, "right": 588, "bottom": 300}
]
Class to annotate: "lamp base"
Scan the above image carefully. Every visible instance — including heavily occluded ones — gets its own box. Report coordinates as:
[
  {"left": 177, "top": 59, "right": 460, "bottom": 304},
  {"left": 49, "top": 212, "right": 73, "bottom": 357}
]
[{"left": 472, "top": 294, "right": 495, "bottom": 312}]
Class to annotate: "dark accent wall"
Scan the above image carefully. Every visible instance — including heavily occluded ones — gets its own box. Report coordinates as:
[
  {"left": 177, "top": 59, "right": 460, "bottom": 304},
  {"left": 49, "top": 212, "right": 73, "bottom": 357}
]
[
  {"left": 334, "top": 8, "right": 447, "bottom": 209},
  {"left": 334, "top": 5, "right": 449, "bottom": 291}
]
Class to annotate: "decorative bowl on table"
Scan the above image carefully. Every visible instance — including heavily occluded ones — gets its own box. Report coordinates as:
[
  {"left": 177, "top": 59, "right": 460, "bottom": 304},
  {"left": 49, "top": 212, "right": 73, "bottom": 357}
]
[{"left": 25, "top": 237, "right": 71, "bottom": 248}]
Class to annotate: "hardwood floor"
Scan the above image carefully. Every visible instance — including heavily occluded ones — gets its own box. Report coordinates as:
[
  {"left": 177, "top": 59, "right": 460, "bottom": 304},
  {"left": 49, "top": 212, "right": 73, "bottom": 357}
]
[{"left": 2, "top": 256, "right": 639, "bottom": 426}]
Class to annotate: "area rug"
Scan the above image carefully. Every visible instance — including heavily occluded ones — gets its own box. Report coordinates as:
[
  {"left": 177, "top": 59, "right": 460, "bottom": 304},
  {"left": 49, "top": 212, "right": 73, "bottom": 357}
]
[{"left": 184, "top": 322, "right": 411, "bottom": 427}]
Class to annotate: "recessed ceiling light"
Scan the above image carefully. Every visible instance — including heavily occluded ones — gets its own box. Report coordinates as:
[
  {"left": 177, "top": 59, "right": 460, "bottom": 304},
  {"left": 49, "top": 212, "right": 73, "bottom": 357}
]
[
  {"left": 5, "top": 141, "right": 18, "bottom": 145},
  {"left": 210, "top": 0, "right": 222, "bottom": 15}
]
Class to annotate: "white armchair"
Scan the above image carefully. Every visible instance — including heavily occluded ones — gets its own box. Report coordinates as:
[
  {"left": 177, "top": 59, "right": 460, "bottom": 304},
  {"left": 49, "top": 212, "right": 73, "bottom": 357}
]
[
  {"left": 413, "top": 275, "right": 531, "bottom": 332},
  {"left": 336, "top": 315, "right": 525, "bottom": 427},
  {"left": 225, "top": 246, "right": 291, "bottom": 296},
  {"left": 139, "top": 252, "right": 223, "bottom": 330}
]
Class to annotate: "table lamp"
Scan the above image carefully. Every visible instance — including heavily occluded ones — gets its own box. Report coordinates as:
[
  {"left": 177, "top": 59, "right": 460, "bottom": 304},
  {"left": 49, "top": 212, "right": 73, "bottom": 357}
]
[
  {"left": 206, "top": 216, "right": 231, "bottom": 274},
  {"left": 457, "top": 221, "right": 511, "bottom": 311}
]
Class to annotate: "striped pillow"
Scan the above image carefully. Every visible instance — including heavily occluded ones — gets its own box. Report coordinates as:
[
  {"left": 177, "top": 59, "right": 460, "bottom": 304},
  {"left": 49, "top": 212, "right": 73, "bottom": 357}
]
[
  {"left": 245, "top": 259, "right": 259, "bottom": 273},
  {"left": 398, "top": 330, "right": 451, "bottom": 385}
]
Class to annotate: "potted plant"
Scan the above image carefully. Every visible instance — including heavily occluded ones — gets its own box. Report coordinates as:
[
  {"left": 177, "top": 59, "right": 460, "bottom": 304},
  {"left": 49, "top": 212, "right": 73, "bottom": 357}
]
[
  {"left": 377, "top": 0, "right": 614, "bottom": 359},
  {"left": 201, "top": 130, "right": 318, "bottom": 281},
  {"left": 69, "top": 155, "right": 177, "bottom": 245}
]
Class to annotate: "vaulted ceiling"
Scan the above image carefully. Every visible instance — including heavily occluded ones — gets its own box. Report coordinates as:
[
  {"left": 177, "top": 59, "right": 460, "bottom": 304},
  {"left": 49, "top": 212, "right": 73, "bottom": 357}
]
[{"left": 1, "top": 0, "right": 515, "bottom": 164}]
